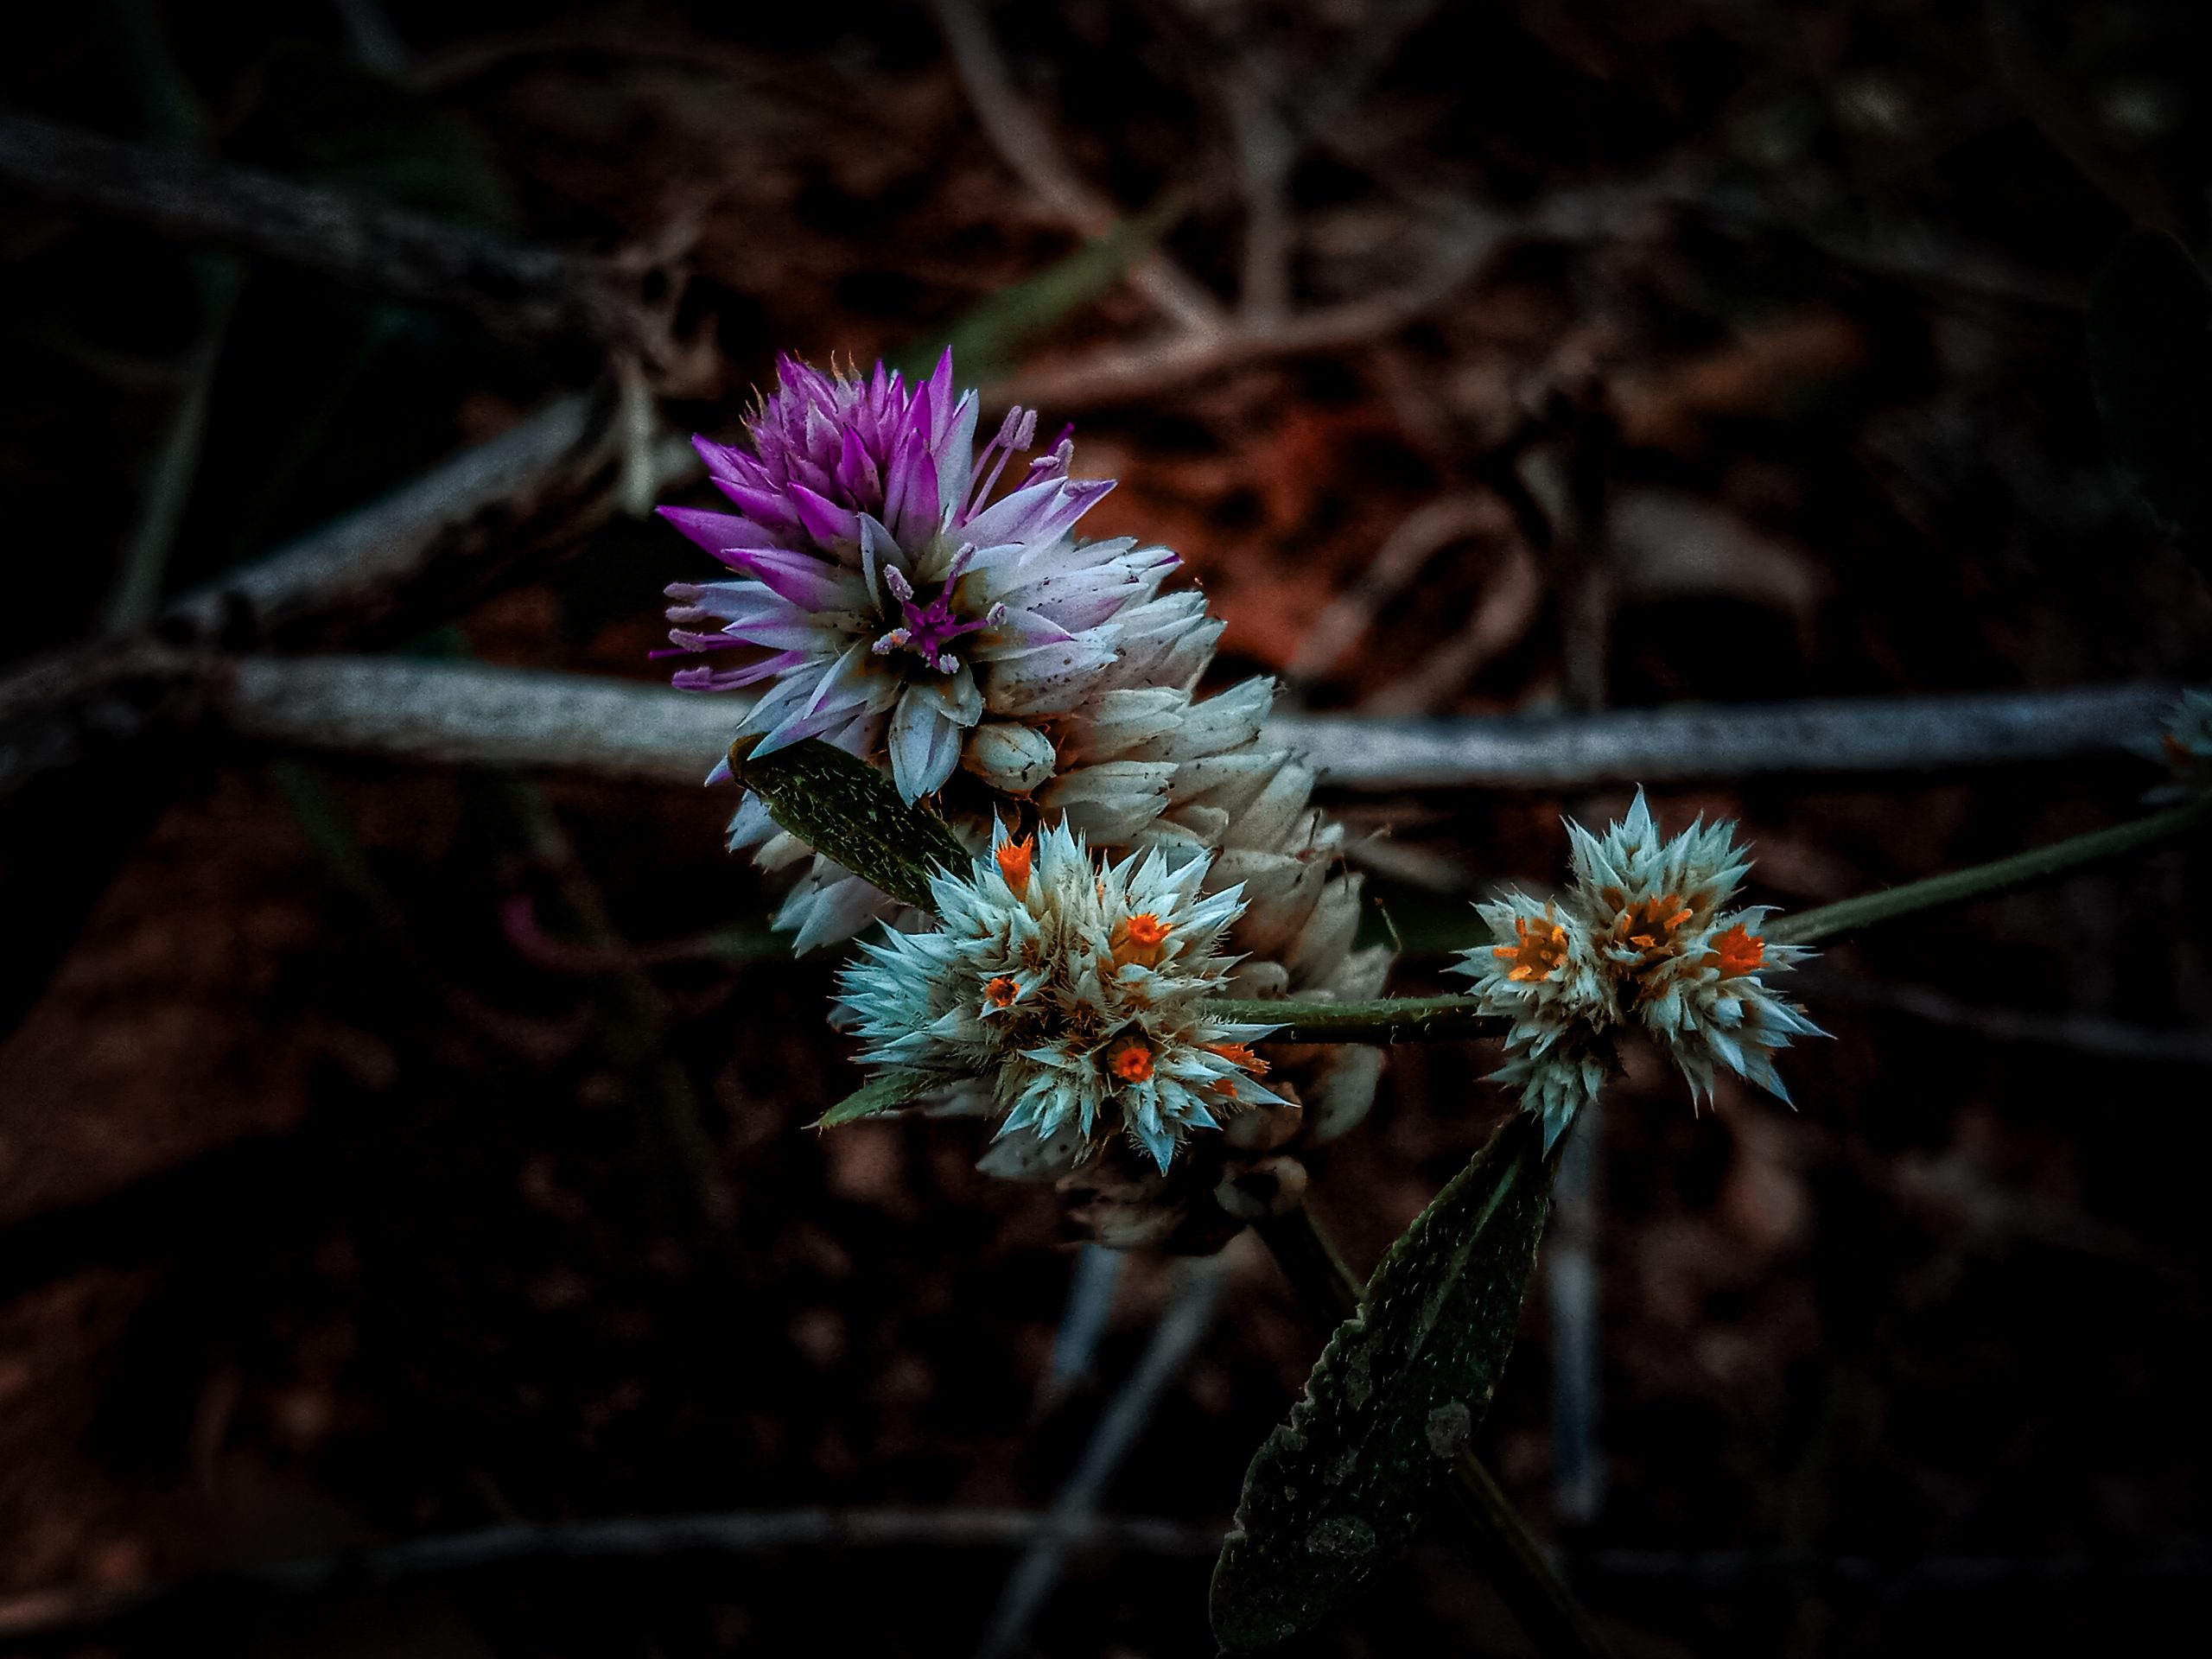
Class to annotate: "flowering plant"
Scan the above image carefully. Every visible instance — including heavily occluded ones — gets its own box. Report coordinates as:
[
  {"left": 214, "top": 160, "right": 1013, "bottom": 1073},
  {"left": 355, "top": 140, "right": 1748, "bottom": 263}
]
[{"left": 658, "top": 350, "right": 2211, "bottom": 1656}]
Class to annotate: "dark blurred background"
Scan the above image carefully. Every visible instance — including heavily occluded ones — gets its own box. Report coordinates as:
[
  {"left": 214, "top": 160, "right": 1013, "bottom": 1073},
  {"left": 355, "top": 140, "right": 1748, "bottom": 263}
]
[{"left": 2, "top": 2, "right": 2209, "bottom": 1655}]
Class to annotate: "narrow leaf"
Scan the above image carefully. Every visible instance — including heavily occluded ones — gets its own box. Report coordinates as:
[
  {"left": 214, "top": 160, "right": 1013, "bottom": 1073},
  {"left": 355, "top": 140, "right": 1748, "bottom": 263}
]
[
  {"left": 728, "top": 736, "right": 968, "bottom": 916},
  {"left": 897, "top": 194, "right": 1186, "bottom": 383},
  {"left": 2088, "top": 229, "right": 2212, "bottom": 569},
  {"left": 1211, "top": 1112, "right": 1559, "bottom": 1651},
  {"left": 816, "top": 1071, "right": 944, "bottom": 1128}
]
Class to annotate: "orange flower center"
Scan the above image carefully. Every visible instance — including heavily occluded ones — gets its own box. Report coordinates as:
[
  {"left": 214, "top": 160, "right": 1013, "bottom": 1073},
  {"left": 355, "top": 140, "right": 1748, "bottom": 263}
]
[
  {"left": 985, "top": 975, "right": 1020, "bottom": 1008},
  {"left": 1112, "top": 912, "right": 1172, "bottom": 966},
  {"left": 1710, "top": 923, "right": 1765, "bottom": 979},
  {"left": 995, "top": 835, "right": 1034, "bottom": 895},
  {"left": 1613, "top": 892, "right": 1694, "bottom": 961},
  {"left": 1107, "top": 1039, "right": 1155, "bottom": 1084},
  {"left": 1492, "top": 910, "right": 1569, "bottom": 982}
]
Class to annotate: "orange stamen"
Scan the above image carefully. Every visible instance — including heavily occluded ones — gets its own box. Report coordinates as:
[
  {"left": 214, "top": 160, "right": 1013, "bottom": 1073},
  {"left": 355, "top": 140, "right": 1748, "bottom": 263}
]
[
  {"left": 1112, "top": 912, "right": 1172, "bottom": 967},
  {"left": 985, "top": 975, "right": 1020, "bottom": 1008},
  {"left": 995, "top": 835, "right": 1034, "bottom": 895},
  {"left": 1617, "top": 893, "right": 1694, "bottom": 959},
  {"left": 1491, "top": 908, "right": 1569, "bottom": 983},
  {"left": 1107, "top": 1039, "right": 1154, "bottom": 1084},
  {"left": 1205, "top": 1041, "right": 1268, "bottom": 1077},
  {"left": 1711, "top": 923, "right": 1765, "bottom": 979}
]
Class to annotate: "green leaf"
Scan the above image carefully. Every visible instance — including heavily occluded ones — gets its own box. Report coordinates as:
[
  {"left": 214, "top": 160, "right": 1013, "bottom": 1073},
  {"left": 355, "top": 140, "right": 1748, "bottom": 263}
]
[
  {"left": 2088, "top": 229, "right": 2212, "bottom": 570},
  {"left": 1211, "top": 1112, "right": 1560, "bottom": 1651},
  {"left": 728, "top": 736, "right": 969, "bottom": 916},
  {"left": 816, "top": 1071, "right": 944, "bottom": 1128},
  {"left": 897, "top": 194, "right": 1186, "bottom": 384}
]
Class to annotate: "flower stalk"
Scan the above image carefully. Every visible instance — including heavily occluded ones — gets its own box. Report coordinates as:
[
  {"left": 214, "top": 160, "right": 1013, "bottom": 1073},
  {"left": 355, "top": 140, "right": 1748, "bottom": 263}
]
[
  {"left": 1206, "top": 794, "right": 2212, "bottom": 1046},
  {"left": 1769, "top": 794, "right": 2212, "bottom": 945}
]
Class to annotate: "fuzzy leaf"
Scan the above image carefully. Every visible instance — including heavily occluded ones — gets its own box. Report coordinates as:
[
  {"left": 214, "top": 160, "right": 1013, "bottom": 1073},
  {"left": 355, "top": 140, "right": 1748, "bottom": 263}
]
[
  {"left": 728, "top": 736, "right": 968, "bottom": 916},
  {"left": 2089, "top": 229, "right": 2212, "bottom": 569},
  {"left": 816, "top": 1071, "right": 943, "bottom": 1128},
  {"left": 1211, "top": 1112, "right": 1559, "bottom": 1651}
]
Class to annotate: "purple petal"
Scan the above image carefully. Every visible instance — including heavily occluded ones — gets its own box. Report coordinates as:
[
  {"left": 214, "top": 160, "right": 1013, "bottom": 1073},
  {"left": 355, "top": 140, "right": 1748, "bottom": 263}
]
[{"left": 788, "top": 483, "right": 861, "bottom": 548}]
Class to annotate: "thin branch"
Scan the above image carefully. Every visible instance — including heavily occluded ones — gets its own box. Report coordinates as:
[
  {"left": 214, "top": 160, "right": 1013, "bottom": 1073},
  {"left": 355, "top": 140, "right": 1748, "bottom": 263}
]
[
  {"left": 0, "top": 1510, "right": 1223, "bottom": 1647},
  {"left": 0, "top": 392, "right": 697, "bottom": 806},
  {"left": 193, "top": 658, "right": 2183, "bottom": 794},
  {"left": 158, "top": 388, "right": 698, "bottom": 650},
  {"left": 1287, "top": 493, "right": 1504, "bottom": 684},
  {"left": 1268, "top": 683, "right": 2178, "bottom": 790},
  {"left": 928, "top": 0, "right": 1224, "bottom": 334},
  {"left": 1771, "top": 796, "right": 2212, "bottom": 945},
  {"left": 1045, "top": 1242, "right": 1128, "bottom": 1402},
  {"left": 1795, "top": 968, "right": 2212, "bottom": 1067},
  {"left": 216, "top": 656, "right": 741, "bottom": 785},
  {"left": 976, "top": 1255, "right": 1230, "bottom": 1659},
  {"left": 989, "top": 170, "right": 1688, "bottom": 410},
  {"left": 0, "top": 111, "right": 681, "bottom": 364},
  {"left": 1575, "top": 1541, "right": 2212, "bottom": 1587},
  {"left": 7, "top": 652, "right": 2178, "bottom": 824}
]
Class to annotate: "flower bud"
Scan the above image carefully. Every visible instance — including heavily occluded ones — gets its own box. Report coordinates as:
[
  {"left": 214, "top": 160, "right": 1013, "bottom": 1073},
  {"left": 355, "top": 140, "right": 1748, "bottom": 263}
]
[{"left": 961, "top": 720, "right": 1057, "bottom": 794}]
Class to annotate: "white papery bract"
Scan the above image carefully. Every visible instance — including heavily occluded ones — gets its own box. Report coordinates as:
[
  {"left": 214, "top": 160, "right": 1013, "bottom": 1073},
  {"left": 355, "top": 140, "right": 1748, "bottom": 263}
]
[
  {"left": 838, "top": 823, "right": 1288, "bottom": 1172},
  {"left": 1452, "top": 791, "right": 1821, "bottom": 1147}
]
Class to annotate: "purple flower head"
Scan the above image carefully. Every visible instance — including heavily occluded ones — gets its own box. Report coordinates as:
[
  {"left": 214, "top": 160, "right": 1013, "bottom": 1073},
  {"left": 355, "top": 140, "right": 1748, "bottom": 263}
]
[{"left": 658, "top": 350, "right": 1180, "bottom": 804}]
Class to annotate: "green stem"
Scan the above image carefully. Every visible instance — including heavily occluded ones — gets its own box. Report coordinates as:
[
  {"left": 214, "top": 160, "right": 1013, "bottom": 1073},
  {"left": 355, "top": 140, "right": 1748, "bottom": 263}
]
[
  {"left": 1252, "top": 1206, "right": 1616, "bottom": 1659},
  {"left": 1769, "top": 794, "right": 2212, "bottom": 945},
  {"left": 1207, "top": 994, "right": 1492, "bottom": 1044},
  {"left": 1211, "top": 796, "right": 2212, "bottom": 1043}
]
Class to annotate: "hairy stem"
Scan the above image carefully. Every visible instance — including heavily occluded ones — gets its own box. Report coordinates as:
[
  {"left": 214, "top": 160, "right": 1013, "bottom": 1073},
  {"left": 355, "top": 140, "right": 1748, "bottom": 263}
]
[
  {"left": 1253, "top": 1206, "right": 1616, "bottom": 1659},
  {"left": 1207, "top": 994, "right": 1493, "bottom": 1043}
]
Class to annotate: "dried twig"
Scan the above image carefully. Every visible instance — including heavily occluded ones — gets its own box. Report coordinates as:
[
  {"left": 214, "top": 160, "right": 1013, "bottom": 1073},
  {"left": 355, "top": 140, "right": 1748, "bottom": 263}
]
[
  {"left": 976, "top": 1254, "right": 1230, "bottom": 1659},
  {"left": 990, "top": 172, "right": 1687, "bottom": 410},
  {"left": 1287, "top": 493, "right": 1505, "bottom": 684},
  {"left": 1267, "top": 683, "right": 2177, "bottom": 789},
  {"left": 1798, "top": 969, "right": 2212, "bottom": 1068},
  {"left": 192, "top": 657, "right": 2180, "bottom": 793},
  {"left": 0, "top": 112, "right": 682, "bottom": 365},
  {"left": 0, "top": 391, "right": 697, "bottom": 805},
  {"left": 928, "top": 0, "right": 1224, "bottom": 334},
  {"left": 0, "top": 1510, "right": 1223, "bottom": 1647},
  {"left": 158, "top": 389, "right": 697, "bottom": 649}
]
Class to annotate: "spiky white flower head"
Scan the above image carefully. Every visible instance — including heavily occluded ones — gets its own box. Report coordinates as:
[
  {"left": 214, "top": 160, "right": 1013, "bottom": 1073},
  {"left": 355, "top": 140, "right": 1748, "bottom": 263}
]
[
  {"left": 838, "top": 822, "right": 1290, "bottom": 1172},
  {"left": 658, "top": 350, "right": 1177, "bottom": 804},
  {"left": 1452, "top": 791, "right": 1822, "bottom": 1147},
  {"left": 2164, "top": 689, "right": 2212, "bottom": 783}
]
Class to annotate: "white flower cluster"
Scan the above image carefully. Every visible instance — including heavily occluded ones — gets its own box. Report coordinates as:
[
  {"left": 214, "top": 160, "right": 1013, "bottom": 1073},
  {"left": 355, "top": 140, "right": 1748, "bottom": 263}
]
[
  {"left": 839, "top": 823, "right": 1290, "bottom": 1173},
  {"left": 662, "top": 353, "right": 1391, "bottom": 1235},
  {"left": 1451, "top": 791, "right": 1822, "bottom": 1150}
]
